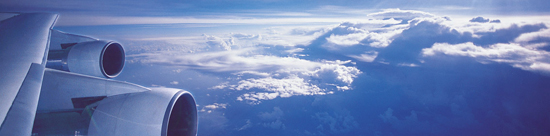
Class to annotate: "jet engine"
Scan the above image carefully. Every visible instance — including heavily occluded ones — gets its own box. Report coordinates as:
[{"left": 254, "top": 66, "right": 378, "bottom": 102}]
[
  {"left": 46, "top": 40, "right": 125, "bottom": 78},
  {"left": 33, "top": 29, "right": 198, "bottom": 136},
  {"left": 88, "top": 88, "right": 198, "bottom": 136}
]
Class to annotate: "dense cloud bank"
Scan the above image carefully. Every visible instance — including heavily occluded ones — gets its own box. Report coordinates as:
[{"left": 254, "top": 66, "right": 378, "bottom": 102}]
[{"left": 121, "top": 9, "right": 550, "bottom": 136}]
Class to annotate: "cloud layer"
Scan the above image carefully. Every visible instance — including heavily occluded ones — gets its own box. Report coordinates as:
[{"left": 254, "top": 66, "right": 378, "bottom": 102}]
[{"left": 119, "top": 8, "right": 550, "bottom": 136}]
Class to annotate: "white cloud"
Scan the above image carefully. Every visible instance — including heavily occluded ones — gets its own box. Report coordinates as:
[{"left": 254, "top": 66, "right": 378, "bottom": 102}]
[
  {"left": 55, "top": 15, "right": 367, "bottom": 26},
  {"left": 238, "top": 120, "right": 253, "bottom": 131},
  {"left": 525, "top": 62, "right": 550, "bottom": 72},
  {"left": 326, "top": 32, "right": 369, "bottom": 46},
  {"left": 234, "top": 76, "right": 325, "bottom": 104},
  {"left": 226, "top": 61, "right": 360, "bottom": 104},
  {"left": 259, "top": 25, "right": 331, "bottom": 46},
  {"left": 348, "top": 51, "right": 378, "bottom": 62},
  {"left": 200, "top": 103, "right": 229, "bottom": 113},
  {"left": 131, "top": 43, "right": 362, "bottom": 104},
  {"left": 169, "top": 81, "right": 179, "bottom": 85},
  {"left": 204, "top": 34, "right": 233, "bottom": 51},
  {"left": 422, "top": 42, "right": 550, "bottom": 73},
  {"left": 306, "top": 63, "right": 362, "bottom": 85},
  {"left": 515, "top": 28, "right": 550, "bottom": 43},
  {"left": 325, "top": 30, "right": 396, "bottom": 48},
  {"left": 285, "top": 48, "right": 304, "bottom": 54},
  {"left": 129, "top": 48, "right": 322, "bottom": 72},
  {"left": 367, "top": 8, "right": 435, "bottom": 21},
  {"left": 209, "top": 82, "right": 230, "bottom": 90},
  {"left": 233, "top": 71, "right": 271, "bottom": 77},
  {"left": 397, "top": 63, "right": 420, "bottom": 67}
]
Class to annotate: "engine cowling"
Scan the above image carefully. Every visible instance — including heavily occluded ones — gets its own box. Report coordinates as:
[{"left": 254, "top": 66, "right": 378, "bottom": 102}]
[
  {"left": 88, "top": 88, "right": 198, "bottom": 136},
  {"left": 47, "top": 40, "right": 125, "bottom": 78}
]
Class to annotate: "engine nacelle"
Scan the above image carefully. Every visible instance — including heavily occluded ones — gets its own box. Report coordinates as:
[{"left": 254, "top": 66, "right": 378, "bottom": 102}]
[
  {"left": 88, "top": 88, "right": 198, "bottom": 136},
  {"left": 47, "top": 40, "right": 125, "bottom": 78}
]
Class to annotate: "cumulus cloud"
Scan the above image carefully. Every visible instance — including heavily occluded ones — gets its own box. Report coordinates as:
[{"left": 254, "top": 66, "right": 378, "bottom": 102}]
[
  {"left": 131, "top": 45, "right": 361, "bottom": 104},
  {"left": 127, "top": 9, "right": 550, "bottom": 112},
  {"left": 228, "top": 62, "right": 361, "bottom": 104},
  {"left": 321, "top": 21, "right": 405, "bottom": 50},
  {"left": 234, "top": 76, "right": 325, "bottom": 104},
  {"left": 375, "top": 18, "right": 472, "bottom": 64}
]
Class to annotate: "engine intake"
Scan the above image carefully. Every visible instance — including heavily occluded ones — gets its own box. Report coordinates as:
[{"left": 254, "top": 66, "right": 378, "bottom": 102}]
[{"left": 47, "top": 41, "right": 125, "bottom": 78}]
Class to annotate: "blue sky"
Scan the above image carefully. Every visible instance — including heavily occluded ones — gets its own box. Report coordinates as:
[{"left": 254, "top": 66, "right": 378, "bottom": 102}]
[{"left": 4, "top": 0, "right": 550, "bottom": 135}]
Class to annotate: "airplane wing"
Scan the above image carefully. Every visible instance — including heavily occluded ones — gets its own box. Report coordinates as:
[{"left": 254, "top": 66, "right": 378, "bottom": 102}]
[
  {"left": 0, "top": 13, "right": 57, "bottom": 136},
  {"left": 0, "top": 13, "right": 198, "bottom": 136}
]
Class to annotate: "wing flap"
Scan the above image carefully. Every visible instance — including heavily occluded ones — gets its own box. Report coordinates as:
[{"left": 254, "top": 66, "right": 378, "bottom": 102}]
[{"left": 0, "top": 63, "right": 45, "bottom": 135}]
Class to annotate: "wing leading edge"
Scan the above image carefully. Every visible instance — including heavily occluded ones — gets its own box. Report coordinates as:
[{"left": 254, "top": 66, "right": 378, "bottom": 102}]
[{"left": 0, "top": 13, "right": 58, "bottom": 136}]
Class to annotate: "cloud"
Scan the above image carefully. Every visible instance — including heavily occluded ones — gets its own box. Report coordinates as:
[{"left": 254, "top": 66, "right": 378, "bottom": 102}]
[
  {"left": 322, "top": 21, "right": 404, "bottom": 49},
  {"left": 422, "top": 42, "right": 550, "bottom": 73},
  {"left": 314, "top": 110, "right": 358, "bottom": 134},
  {"left": 204, "top": 34, "right": 233, "bottom": 51},
  {"left": 263, "top": 119, "right": 286, "bottom": 130},
  {"left": 379, "top": 108, "right": 399, "bottom": 124},
  {"left": 169, "top": 81, "right": 179, "bottom": 85},
  {"left": 130, "top": 37, "right": 362, "bottom": 104},
  {"left": 469, "top": 17, "right": 501, "bottom": 23},
  {"left": 234, "top": 76, "right": 325, "bottom": 104},
  {"left": 259, "top": 25, "right": 332, "bottom": 47},
  {"left": 490, "top": 20, "right": 501, "bottom": 23},
  {"left": 54, "top": 15, "right": 366, "bottom": 26},
  {"left": 233, "top": 71, "right": 271, "bottom": 77},
  {"left": 258, "top": 107, "right": 284, "bottom": 120},
  {"left": 348, "top": 51, "right": 378, "bottom": 62},
  {"left": 238, "top": 120, "right": 253, "bottom": 131},
  {"left": 129, "top": 48, "right": 322, "bottom": 72},
  {"left": 473, "top": 23, "right": 547, "bottom": 46},
  {"left": 326, "top": 32, "right": 369, "bottom": 46},
  {"left": 306, "top": 63, "right": 362, "bottom": 86},
  {"left": 378, "top": 108, "right": 435, "bottom": 135},
  {"left": 469, "top": 17, "right": 490, "bottom": 23},
  {"left": 200, "top": 103, "right": 229, "bottom": 113},
  {"left": 257, "top": 107, "right": 286, "bottom": 130},
  {"left": 375, "top": 18, "right": 472, "bottom": 64},
  {"left": 367, "top": 8, "right": 435, "bottom": 22},
  {"left": 228, "top": 62, "right": 360, "bottom": 104}
]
